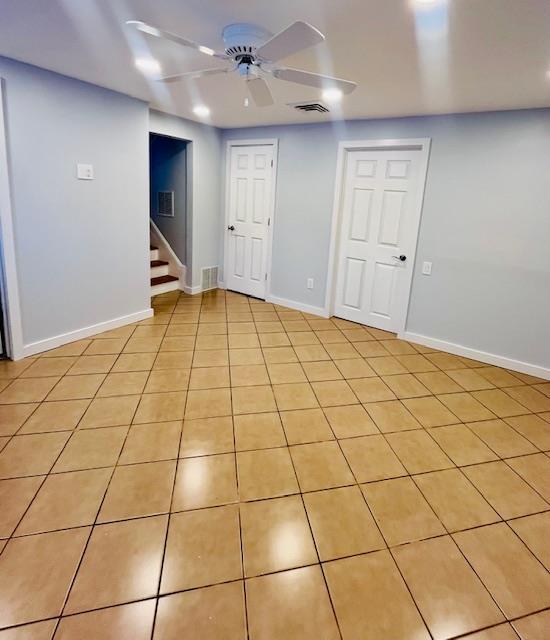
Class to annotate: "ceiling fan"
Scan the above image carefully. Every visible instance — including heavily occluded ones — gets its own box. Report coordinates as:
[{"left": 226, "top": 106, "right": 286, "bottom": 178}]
[{"left": 126, "top": 20, "right": 357, "bottom": 107}]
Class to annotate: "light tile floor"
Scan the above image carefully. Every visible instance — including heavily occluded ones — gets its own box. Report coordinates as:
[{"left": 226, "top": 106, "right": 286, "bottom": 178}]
[{"left": 0, "top": 288, "right": 549, "bottom": 639}]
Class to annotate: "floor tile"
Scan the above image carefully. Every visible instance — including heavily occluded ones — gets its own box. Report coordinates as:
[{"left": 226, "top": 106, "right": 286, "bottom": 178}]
[
  {"left": 311, "top": 380, "right": 358, "bottom": 407},
  {"left": 95, "top": 371, "right": 147, "bottom": 398},
  {"left": 382, "top": 373, "right": 430, "bottom": 399},
  {"left": 230, "top": 364, "right": 270, "bottom": 387},
  {"left": 472, "top": 389, "right": 533, "bottom": 418},
  {"left": 0, "top": 432, "right": 70, "bottom": 478},
  {"left": 508, "top": 511, "right": 550, "bottom": 570},
  {"left": 504, "top": 385, "right": 550, "bottom": 412},
  {"left": 79, "top": 395, "right": 139, "bottom": 428},
  {"left": 301, "top": 360, "right": 343, "bottom": 382},
  {"left": 153, "top": 352, "right": 192, "bottom": 369},
  {"left": 47, "top": 374, "right": 104, "bottom": 401},
  {"left": 0, "top": 404, "right": 38, "bottom": 437},
  {"left": 234, "top": 412, "right": 286, "bottom": 451},
  {"left": 0, "top": 528, "right": 89, "bottom": 627},
  {"left": 446, "top": 368, "right": 496, "bottom": 391},
  {"left": 0, "top": 377, "right": 60, "bottom": 404},
  {"left": 19, "top": 357, "right": 76, "bottom": 379},
  {"left": 414, "top": 371, "right": 463, "bottom": 394},
  {"left": 144, "top": 368, "right": 190, "bottom": 393},
  {"left": 154, "top": 582, "right": 246, "bottom": 640},
  {"left": 293, "top": 345, "right": 330, "bottom": 362},
  {"left": 362, "top": 477, "right": 445, "bottom": 546},
  {"left": 98, "top": 460, "right": 176, "bottom": 522},
  {"left": 53, "top": 426, "right": 127, "bottom": 472},
  {"left": 111, "top": 352, "right": 156, "bottom": 372},
  {"left": 280, "top": 408, "right": 334, "bottom": 444},
  {"left": 504, "top": 414, "right": 550, "bottom": 450},
  {"left": 437, "top": 392, "right": 495, "bottom": 422},
  {"left": 463, "top": 461, "right": 548, "bottom": 519},
  {"left": 348, "top": 377, "right": 395, "bottom": 402},
  {"left": 240, "top": 495, "right": 317, "bottom": 577},
  {"left": 42, "top": 340, "right": 90, "bottom": 358},
  {"left": 395, "top": 354, "right": 438, "bottom": 373},
  {"left": 290, "top": 441, "right": 354, "bottom": 491},
  {"left": 453, "top": 523, "right": 550, "bottom": 619},
  {"left": 386, "top": 430, "right": 453, "bottom": 474},
  {"left": 237, "top": 447, "right": 298, "bottom": 501},
  {"left": 335, "top": 358, "right": 376, "bottom": 379},
  {"left": 474, "top": 367, "right": 524, "bottom": 388},
  {"left": 0, "top": 620, "right": 58, "bottom": 639},
  {"left": 402, "top": 396, "right": 460, "bottom": 427},
  {"left": 232, "top": 385, "right": 276, "bottom": 414},
  {"left": 414, "top": 468, "right": 500, "bottom": 532},
  {"left": 426, "top": 353, "right": 468, "bottom": 370},
  {"left": 393, "top": 535, "right": 504, "bottom": 640},
  {"left": 134, "top": 391, "right": 187, "bottom": 423},
  {"left": 161, "top": 505, "right": 242, "bottom": 592},
  {"left": 323, "top": 404, "right": 378, "bottom": 438},
  {"left": 179, "top": 416, "right": 234, "bottom": 457},
  {"left": 0, "top": 476, "right": 43, "bottom": 537},
  {"left": 429, "top": 424, "right": 499, "bottom": 466},
  {"left": 460, "top": 624, "right": 520, "bottom": 639},
  {"left": 364, "top": 400, "right": 421, "bottom": 432},
  {"left": 259, "top": 332, "right": 290, "bottom": 347},
  {"left": 507, "top": 453, "right": 550, "bottom": 501},
  {"left": 324, "top": 550, "right": 430, "bottom": 640},
  {"left": 262, "top": 346, "right": 297, "bottom": 364},
  {"left": 55, "top": 600, "right": 155, "bottom": 640},
  {"left": 340, "top": 434, "right": 406, "bottom": 482},
  {"left": 122, "top": 336, "right": 162, "bottom": 353},
  {"left": 86, "top": 338, "right": 127, "bottom": 355},
  {"left": 303, "top": 486, "right": 385, "bottom": 561},
  {"left": 16, "top": 468, "right": 111, "bottom": 535},
  {"left": 160, "top": 336, "right": 195, "bottom": 352},
  {"left": 468, "top": 418, "right": 539, "bottom": 458},
  {"left": 228, "top": 333, "right": 260, "bottom": 348},
  {"left": 65, "top": 516, "right": 167, "bottom": 613},
  {"left": 512, "top": 609, "right": 550, "bottom": 639},
  {"left": 18, "top": 399, "right": 89, "bottom": 434},
  {"left": 172, "top": 453, "right": 238, "bottom": 510},
  {"left": 119, "top": 421, "right": 182, "bottom": 464},
  {"left": 246, "top": 566, "right": 340, "bottom": 640},
  {"left": 273, "top": 382, "right": 319, "bottom": 410}
]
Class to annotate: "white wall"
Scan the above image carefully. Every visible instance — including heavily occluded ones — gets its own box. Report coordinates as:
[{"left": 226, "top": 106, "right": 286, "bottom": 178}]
[
  {"left": 149, "top": 110, "right": 222, "bottom": 291},
  {"left": 222, "top": 109, "right": 550, "bottom": 371},
  {"left": 0, "top": 56, "right": 151, "bottom": 355}
]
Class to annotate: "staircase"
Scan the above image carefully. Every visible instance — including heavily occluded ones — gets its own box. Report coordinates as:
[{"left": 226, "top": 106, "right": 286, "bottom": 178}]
[{"left": 150, "top": 245, "right": 179, "bottom": 296}]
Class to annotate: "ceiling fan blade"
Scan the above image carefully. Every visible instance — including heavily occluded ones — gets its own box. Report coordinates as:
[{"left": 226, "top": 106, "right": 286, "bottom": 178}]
[
  {"left": 158, "top": 67, "right": 230, "bottom": 83},
  {"left": 126, "top": 20, "right": 229, "bottom": 60},
  {"left": 271, "top": 67, "right": 357, "bottom": 94},
  {"left": 256, "top": 21, "right": 324, "bottom": 62},
  {"left": 247, "top": 77, "right": 274, "bottom": 107}
]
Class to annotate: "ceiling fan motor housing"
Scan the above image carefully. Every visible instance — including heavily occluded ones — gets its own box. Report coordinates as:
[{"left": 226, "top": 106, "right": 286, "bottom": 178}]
[{"left": 222, "top": 23, "right": 272, "bottom": 59}]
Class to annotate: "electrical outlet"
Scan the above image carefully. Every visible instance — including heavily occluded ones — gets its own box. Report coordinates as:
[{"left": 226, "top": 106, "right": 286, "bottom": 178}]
[
  {"left": 422, "top": 261, "right": 432, "bottom": 276},
  {"left": 307, "top": 278, "right": 314, "bottom": 290},
  {"left": 77, "top": 163, "right": 94, "bottom": 180}
]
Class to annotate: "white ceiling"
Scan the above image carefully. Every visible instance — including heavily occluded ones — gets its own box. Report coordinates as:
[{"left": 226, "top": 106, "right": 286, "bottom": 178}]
[{"left": 1, "top": 0, "right": 550, "bottom": 128}]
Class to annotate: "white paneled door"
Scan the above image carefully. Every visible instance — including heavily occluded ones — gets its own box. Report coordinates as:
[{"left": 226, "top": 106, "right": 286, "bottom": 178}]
[
  {"left": 333, "top": 147, "right": 427, "bottom": 332},
  {"left": 225, "top": 143, "right": 275, "bottom": 299}
]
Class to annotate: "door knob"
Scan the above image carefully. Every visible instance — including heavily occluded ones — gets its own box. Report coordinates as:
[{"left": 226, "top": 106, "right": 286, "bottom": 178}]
[
  {"left": 392, "top": 254, "right": 407, "bottom": 262},
  {"left": 227, "top": 225, "right": 235, "bottom": 231}
]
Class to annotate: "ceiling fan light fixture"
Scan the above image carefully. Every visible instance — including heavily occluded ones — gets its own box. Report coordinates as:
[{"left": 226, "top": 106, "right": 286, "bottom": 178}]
[
  {"left": 198, "top": 45, "right": 216, "bottom": 56},
  {"left": 322, "top": 87, "right": 344, "bottom": 103},
  {"left": 135, "top": 57, "right": 161, "bottom": 76},
  {"left": 193, "top": 105, "right": 211, "bottom": 118}
]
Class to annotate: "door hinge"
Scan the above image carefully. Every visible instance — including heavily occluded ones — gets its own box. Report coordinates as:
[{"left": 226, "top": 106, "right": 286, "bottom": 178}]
[
  {"left": 270, "top": 159, "right": 273, "bottom": 167},
  {"left": 267, "top": 217, "right": 271, "bottom": 226},
  {"left": 265, "top": 273, "right": 268, "bottom": 281}
]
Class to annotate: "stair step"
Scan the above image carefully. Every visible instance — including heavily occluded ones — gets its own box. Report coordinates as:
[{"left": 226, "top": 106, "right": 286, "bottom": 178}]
[
  {"left": 151, "top": 274, "right": 178, "bottom": 286},
  {"left": 151, "top": 260, "right": 169, "bottom": 267}
]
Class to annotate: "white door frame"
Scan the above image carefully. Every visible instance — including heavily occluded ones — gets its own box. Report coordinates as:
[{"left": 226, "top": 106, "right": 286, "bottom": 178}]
[
  {"left": 223, "top": 138, "right": 278, "bottom": 299},
  {"left": 0, "top": 79, "right": 24, "bottom": 360},
  {"left": 325, "top": 138, "right": 431, "bottom": 332}
]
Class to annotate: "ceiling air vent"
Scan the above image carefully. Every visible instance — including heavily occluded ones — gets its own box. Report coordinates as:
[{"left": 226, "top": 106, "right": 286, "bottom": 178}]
[
  {"left": 201, "top": 266, "right": 219, "bottom": 292},
  {"left": 288, "top": 101, "right": 330, "bottom": 113},
  {"left": 157, "top": 191, "right": 174, "bottom": 217}
]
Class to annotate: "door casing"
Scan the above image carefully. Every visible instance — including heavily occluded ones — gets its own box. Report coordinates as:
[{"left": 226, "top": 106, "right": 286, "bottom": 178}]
[
  {"left": 223, "top": 138, "right": 278, "bottom": 299},
  {"left": 325, "top": 138, "right": 431, "bottom": 332}
]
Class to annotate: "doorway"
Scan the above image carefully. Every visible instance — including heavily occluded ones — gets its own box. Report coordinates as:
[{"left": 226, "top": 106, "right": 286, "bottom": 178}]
[
  {"left": 327, "top": 139, "right": 431, "bottom": 333},
  {"left": 224, "top": 139, "right": 278, "bottom": 299}
]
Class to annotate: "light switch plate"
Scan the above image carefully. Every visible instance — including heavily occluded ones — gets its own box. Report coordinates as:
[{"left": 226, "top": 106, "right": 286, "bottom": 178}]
[
  {"left": 422, "top": 261, "right": 432, "bottom": 275},
  {"left": 77, "top": 163, "right": 94, "bottom": 180},
  {"left": 307, "top": 278, "right": 314, "bottom": 290}
]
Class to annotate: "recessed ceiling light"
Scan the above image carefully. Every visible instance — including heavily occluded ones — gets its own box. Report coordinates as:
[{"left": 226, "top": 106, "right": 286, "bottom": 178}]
[
  {"left": 193, "top": 105, "right": 211, "bottom": 118},
  {"left": 322, "top": 88, "right": 344, "bottom": 103},
  {"left": 134, "top": 57, "right": 161, "bottom": 75},
  {"left": 413, "top": 0, "right": 441, "bottom": 4}
]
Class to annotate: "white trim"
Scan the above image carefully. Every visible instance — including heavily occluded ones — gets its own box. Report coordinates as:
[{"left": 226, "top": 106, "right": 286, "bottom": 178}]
[
  {"left": 223, "top": 138, "right": 279, "bottom": 300},
  {"left": 0, "top": 79, "right": 24, "bottom": 359},
  {"left": 182, "top": 284, "right": 202, "bottom": 295},
  {"left": 325, "top": 138, "right": 431, "bottom": 330},
  {"left": 266, "top": 294, "right": 328, "bottom": 318},
  {"left": 149, "top": 219, "right": 188, "bottom": 292},
  {"left": 401, "top": 331, "right": 550, "bottom": 381},
  {"left": 21, "top": 308, "right": 154, "bottom": 359}
]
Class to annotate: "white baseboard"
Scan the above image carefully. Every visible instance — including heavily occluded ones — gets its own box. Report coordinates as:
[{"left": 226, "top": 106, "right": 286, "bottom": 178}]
[
  {"left": 400, "top": 331, "right": 550, "bottom": 381},
  {"left": 182, "top": 284, "right": 202, "bottom": 295},
  {"left": 19, "top": 308, "right": 154, "bottom": 360},
  {"left": 266, "top": 294, "right": 329, "bottom": 318}
]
